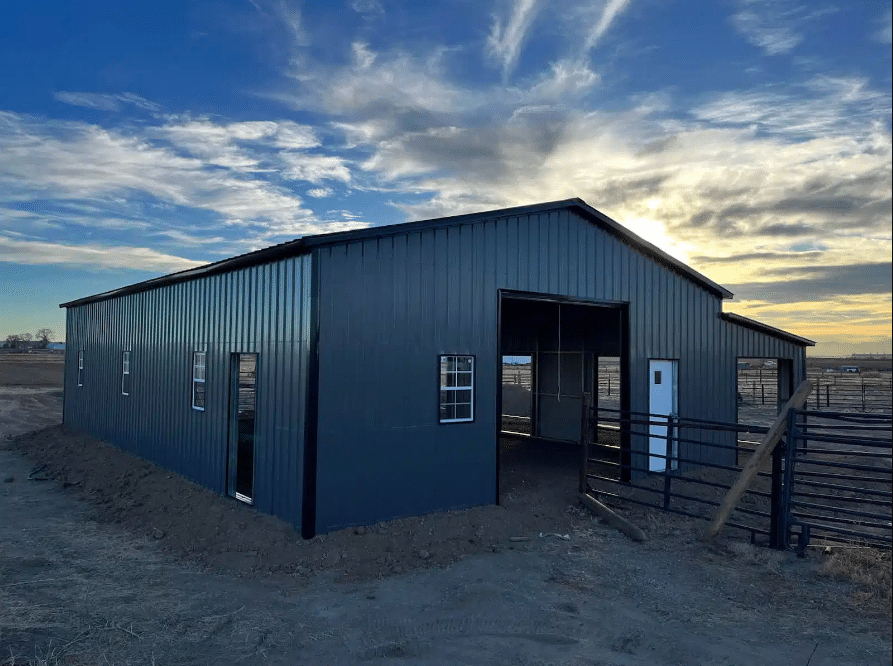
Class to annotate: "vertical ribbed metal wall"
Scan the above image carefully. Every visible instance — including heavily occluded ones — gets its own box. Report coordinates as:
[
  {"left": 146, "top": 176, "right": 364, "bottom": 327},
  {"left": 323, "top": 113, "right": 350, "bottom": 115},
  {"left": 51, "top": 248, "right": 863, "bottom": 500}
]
[
  {"left": 314, "top": 209, "right": 808, "bottom": 532},
  {"left": 63, "top": 255, "right": 312, "bottom": 528}
]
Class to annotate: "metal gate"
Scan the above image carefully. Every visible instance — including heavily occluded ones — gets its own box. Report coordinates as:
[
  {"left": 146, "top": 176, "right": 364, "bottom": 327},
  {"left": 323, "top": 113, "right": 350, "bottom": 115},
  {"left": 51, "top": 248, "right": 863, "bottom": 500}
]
[{"left": 780, "top": 409, "right": 892, "bottom": 549}]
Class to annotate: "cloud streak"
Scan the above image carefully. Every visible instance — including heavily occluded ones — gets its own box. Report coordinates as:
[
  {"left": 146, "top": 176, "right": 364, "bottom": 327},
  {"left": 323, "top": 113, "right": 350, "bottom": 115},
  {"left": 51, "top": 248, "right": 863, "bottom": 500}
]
[
  {"left": 584, "top": 0, "right": 633, "bottom": 50},
  {"left": 0, "top": 234, "right": 205, "bottom": 272},
  {"left": 487, "top": 0, "right": 542, "bottom": 76},
  {"left": 54, "top": 92, "right": 161, "bottom": 112}
]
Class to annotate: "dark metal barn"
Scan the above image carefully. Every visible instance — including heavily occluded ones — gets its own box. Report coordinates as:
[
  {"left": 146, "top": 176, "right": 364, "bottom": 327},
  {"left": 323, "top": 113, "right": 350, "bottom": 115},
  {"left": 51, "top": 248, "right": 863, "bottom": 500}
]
[{"left": 60, "top": 199, "right": 814, "bottom": 536}]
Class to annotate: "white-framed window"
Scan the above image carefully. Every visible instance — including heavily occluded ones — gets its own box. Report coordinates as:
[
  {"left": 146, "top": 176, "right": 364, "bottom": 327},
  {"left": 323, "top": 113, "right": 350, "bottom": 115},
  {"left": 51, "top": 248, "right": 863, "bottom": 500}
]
[
  {"left": 121, "top": 350, "right": 131, "bottom": 396},
  {"left": 439, "top": 355, "right": 474, "bottom": 423},
  {"left": 77, "top": 350, "right": 84, "bottom": 387},
  {"left": 192, "top": 351, "right": 206, "bottom": 411}
]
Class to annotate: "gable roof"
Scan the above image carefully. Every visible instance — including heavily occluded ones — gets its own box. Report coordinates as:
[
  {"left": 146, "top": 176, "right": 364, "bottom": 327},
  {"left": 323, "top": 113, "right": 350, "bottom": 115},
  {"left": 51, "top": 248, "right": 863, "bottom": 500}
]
[
  {"left": 720, "top": 311, "right": 815, "bottom": 347},
  {"left": 61, "top": 198, "right": 733, "bottom": 308}
]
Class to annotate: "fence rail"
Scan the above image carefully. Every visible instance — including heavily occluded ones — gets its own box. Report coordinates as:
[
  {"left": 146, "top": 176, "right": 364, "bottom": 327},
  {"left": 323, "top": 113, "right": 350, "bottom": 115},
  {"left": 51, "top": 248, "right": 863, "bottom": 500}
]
[
  {"left": 580, "top": 402, "right": 892, "bottom": 551},
  {"left": 782, "top": 409, "right": 892, "bottom": 548},
  {"left": 581, "top": 407, "right": 780, "bottom": 545}
]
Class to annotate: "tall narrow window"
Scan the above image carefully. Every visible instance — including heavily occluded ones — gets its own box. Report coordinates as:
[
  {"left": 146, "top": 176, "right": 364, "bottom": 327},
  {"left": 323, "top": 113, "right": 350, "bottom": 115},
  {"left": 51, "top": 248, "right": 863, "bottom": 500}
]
[
  {"left": 77, "top": 350, "right": 84, "bottom": 387},
  {"left": 439, "top": 355, "right": 474, "bottom": 423},
  {"left": 192, "top": 351, "right": 206, "bottom": 411},
  {"left": 121, "top": 351, "right": 131, "bottom": 396}
]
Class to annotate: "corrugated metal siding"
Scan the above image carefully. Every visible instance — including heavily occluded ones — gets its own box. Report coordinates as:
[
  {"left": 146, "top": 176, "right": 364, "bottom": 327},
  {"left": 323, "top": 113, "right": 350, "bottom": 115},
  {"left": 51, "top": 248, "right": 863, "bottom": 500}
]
[
  {"left": 315, "top": 209, "right": 807, "bottom": 532},
  {"left": 63, "top": 255, "right": 312, "bottom": 528}
]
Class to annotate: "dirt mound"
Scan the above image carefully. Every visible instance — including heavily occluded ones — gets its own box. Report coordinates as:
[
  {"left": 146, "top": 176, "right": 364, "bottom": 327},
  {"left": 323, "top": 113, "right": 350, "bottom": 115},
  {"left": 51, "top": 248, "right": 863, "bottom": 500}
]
[{"left": 8, "top": 426, "right": 597, "bottom": 583}]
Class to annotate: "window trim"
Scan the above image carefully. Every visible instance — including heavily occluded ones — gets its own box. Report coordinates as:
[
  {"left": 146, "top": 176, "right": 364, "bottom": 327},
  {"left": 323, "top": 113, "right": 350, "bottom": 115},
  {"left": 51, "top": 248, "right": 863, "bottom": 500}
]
[
  {"left": 121, "top": 350, "right": 131, "bottom": 396},
  {"left": 438, "top": 354, "right": 475, "bottom": 424},
  {"left": 77, "top": 350, "right": 84, "bottom": 387},
  {"left": 192, "top": 351, "right": 207, "bottom": 411}
]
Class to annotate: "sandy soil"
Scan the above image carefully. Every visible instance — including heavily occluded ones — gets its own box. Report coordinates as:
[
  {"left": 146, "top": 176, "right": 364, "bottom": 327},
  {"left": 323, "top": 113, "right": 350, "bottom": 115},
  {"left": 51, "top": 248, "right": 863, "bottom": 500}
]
[{"left": 1, "top": 369, "right": 891, "bottom": 664}]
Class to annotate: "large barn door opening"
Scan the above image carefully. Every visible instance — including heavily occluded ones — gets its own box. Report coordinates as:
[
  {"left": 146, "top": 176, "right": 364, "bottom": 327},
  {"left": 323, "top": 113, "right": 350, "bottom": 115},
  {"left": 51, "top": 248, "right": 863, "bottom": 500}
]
[
  {"left": 497, "top": 293, "right": 629, "bottom": 503},
  {"left": 228, "top": 352, "right": 257, "bottom": 504}
]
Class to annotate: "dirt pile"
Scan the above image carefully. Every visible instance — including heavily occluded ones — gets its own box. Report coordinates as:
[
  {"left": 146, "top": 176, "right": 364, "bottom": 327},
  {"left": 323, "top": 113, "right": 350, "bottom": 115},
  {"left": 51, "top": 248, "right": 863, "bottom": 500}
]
[{"left": 8, "top": 427, "right": 600, "bottom": 583}]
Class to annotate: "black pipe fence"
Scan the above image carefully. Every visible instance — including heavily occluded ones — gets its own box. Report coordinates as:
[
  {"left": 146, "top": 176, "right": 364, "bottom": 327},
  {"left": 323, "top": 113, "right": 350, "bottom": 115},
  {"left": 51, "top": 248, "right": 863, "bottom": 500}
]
[
  {"left": 781, "top": 409, "right": 892, "bottom": 548},
  {"left": 580, "top": 404, "right": 892, "bottom": 551},
  {"left": 581, "top": 407, "right": 782, "bottom": 546}
]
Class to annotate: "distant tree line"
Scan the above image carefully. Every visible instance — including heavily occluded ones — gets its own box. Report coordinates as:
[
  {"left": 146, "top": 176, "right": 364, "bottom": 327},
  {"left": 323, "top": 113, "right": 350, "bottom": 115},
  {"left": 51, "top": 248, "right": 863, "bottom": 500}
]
[{"left": 2, "top": 328, "right": 55, "bottom": 350}]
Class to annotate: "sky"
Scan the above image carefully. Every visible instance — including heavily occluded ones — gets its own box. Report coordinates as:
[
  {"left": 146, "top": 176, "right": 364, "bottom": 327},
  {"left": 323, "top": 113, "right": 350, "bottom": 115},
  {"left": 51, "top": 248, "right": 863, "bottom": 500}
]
[{"left": 0, "top": 0, "right": 890, "bottom": 356}]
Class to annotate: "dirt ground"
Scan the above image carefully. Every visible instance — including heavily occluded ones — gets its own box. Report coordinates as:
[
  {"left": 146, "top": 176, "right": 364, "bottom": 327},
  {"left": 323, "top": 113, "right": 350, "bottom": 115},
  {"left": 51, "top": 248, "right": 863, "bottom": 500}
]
[
  {"left": 1, "top": 359, "right": 891, "bottom": 665},
  {"left": 0, "top": 353, "right": 65, "bottom": 387}
]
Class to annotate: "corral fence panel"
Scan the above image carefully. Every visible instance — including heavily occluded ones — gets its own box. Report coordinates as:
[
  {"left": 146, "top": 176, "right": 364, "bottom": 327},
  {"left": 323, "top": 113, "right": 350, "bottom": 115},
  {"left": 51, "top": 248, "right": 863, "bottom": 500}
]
[
  {"left": 782, "top": 409, "right": 892, "bottom": 549},
  {"left": 580, "top": 403, "right": 892, "bottom": 551}
]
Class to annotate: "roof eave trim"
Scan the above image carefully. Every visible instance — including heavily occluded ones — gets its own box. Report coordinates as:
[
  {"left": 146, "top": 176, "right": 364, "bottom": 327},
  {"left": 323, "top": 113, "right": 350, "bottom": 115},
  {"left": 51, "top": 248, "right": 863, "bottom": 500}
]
[
  {"left": 60, "top": 239, "right": 310, "bottom": 308},
  {"left": 720, "top": 311, "right": 816, "bottom": 346}
]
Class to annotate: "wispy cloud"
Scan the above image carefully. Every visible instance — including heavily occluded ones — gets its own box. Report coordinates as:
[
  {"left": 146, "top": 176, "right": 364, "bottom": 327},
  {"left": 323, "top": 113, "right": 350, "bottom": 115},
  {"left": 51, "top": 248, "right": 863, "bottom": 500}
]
[
  {"left": 248, "top": 0, "right": 309, "bottom": 46},
  {"left": 519, "top": 59, "right": 600, "bottom": 101},
  {"left": 54, "top": 92, "right": 161, "bottom": 112},
  {"left": 692, "top": 76, "right": 891, "bottom": 138},
  {"left": 351, "top": 0, "right": 384, "bottom": 15},
  {"left": 487, "top": 0, "right": 543, "bottom": 76},
  {"left": 0, "top": 234, "right": 204, "bottom": 272},
  {"left": 730, "top": 0, "right": 836, "bottom": 55},
  {"left": 877, "top": 10, "right": 892, "bottom": 43},
  {"left": 0, "top": 109, "right": 370, "bottom": 268},
  {"left": 279, "top": 44, "right": 468, "bottom": 121},
  {"left": 583, "top": 0, "right": 634, "bottom": 50}
]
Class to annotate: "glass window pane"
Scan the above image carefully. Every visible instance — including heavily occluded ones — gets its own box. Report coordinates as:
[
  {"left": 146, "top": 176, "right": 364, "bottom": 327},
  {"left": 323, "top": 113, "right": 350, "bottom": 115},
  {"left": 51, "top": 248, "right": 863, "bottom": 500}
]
[
  {"left": 455, "top": 371, "right": 472, "bottom": 387},
  {"left": 444, "top": 372, "right": 456, "bottom": 388},
  {"left": 194, "top": 382, "right": 206, "bottom": 408},
  {"left": 455, "top": 389, "right": 471, "bottom": 403},
  {"left": 455, "top": 404, "right": 471, "bottom": 420},
  {"left": 457, "top": 357, "right": 472, "bottom": 372},
  {"left": 440, "top": 390, "right": 452, "bottom": 405},
  {"left": 440, "top": 403, "right": 455, "bottom": 421},
  {"left": 446, "top": 356, "right": 457, "bottom": 372}
]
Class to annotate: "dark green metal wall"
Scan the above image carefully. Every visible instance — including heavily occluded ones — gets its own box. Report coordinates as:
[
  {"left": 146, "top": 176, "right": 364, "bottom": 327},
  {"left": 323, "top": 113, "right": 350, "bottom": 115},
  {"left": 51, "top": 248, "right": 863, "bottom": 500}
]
[{"left": 63, "top": 255, "right": 312, "bottom": 528}]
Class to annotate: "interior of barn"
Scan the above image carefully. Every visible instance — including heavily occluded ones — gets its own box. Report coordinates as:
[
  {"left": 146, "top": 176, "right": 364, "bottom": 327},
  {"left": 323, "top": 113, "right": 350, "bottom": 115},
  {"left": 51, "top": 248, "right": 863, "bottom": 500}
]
[{"left": 498, "top": 295, "right": 628, "bottom": 500}]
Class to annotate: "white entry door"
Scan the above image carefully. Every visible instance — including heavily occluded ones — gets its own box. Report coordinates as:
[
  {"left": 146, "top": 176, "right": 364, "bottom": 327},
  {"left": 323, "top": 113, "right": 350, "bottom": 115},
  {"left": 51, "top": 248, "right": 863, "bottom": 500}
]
[{"left": 648, "top": 360, "right": 678, "bottom": 472}]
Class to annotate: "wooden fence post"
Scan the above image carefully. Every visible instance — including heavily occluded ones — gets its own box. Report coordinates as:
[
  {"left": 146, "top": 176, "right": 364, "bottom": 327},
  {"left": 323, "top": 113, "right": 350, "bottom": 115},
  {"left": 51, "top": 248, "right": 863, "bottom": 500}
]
[{"left": 704, "top": 380, "right": 812, "bottom": 540}]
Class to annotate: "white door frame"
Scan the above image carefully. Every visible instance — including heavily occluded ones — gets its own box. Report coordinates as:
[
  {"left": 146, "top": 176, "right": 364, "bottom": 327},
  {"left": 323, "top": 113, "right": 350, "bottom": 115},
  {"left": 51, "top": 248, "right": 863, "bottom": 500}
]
[{"left": 648, "top": 359, "right": 678, "bottom": 472}]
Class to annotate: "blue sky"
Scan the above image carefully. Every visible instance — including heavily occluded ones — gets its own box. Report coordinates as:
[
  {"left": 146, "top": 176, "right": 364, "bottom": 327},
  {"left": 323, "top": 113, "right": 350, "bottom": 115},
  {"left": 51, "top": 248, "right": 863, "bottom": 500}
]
[{"left": 1, "top": 0, "right": 890, "bottom": 354}]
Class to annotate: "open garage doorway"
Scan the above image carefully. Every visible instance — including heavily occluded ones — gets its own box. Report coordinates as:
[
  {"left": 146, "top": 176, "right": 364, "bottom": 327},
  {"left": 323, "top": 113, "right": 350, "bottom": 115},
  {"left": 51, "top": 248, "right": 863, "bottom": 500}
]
[{"left": 497, "top": 292, "right": 629, "bottom": 503}]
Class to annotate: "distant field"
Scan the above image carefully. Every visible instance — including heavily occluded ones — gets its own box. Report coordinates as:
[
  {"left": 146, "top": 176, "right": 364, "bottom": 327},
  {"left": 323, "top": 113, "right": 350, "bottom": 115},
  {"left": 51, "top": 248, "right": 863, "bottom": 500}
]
[
  {"left": 0, "top": 352, "right": 64, "bottom": 387},
  {"left": 806, "top": 357, "right": 892, "bottom": 372}
]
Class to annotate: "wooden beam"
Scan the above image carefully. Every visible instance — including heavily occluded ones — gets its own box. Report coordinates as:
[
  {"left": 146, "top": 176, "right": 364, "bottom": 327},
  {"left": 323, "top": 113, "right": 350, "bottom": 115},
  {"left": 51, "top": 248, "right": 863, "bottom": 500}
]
[
  {"left": 579, "top": 492, "right": 646, "bottom": 542},
  {"left": 704, "top": 379, "right": 812, "bottom": 540}
]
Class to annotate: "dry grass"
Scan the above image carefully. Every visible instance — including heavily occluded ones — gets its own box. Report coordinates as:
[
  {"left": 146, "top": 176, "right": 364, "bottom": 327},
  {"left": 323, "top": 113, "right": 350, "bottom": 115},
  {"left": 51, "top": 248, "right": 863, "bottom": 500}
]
[
  {"left": 818, "top": 547, "right": 892, "bottom": 613},
  {"left": 724, "top": 541, "right": 787, "bottom": 574}
]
